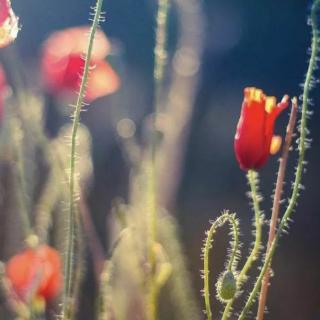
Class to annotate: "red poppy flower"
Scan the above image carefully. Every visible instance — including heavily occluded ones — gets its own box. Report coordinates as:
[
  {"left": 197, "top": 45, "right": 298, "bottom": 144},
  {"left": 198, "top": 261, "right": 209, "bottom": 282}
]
[
  {"left": 6, "top": 245, "right": 62, "bottom": 302},
  {"left": 41, "top": 26, "right": 120, "bottom": 102},
  {"left": 0, "top": 0, "right": 19, "bottom": 48},
  {"left": 234, "top": 87, "right": 289, "bottom": 171}
]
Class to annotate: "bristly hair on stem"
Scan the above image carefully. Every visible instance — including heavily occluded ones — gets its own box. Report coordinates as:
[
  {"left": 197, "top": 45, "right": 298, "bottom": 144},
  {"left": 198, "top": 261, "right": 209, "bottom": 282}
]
[
  {"left": 63, "top": 0, "right": 105, "bottom": 319},
  {"left": 147, "top": 0, "right": 170, "bottom": 319},
  {"left": 202, "top": 210, "right": 240, "bottom": 320},
  {"left": 238, "top": 1, "right": 320, "bottom": 318},
  {"left": 221, "top": 170, "right": 263, "bottom": 320},
  {"left": 256, "top": 98, "right": 298, "bottom": 320}
]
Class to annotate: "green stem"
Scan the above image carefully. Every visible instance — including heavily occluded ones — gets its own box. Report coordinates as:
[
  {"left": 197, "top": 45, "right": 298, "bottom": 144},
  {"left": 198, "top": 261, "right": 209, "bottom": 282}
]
[
  {"left": 63, "top": 0, "right": 104, "bottom": 318},
  {"left": 151, "top": 0, "right": 170, "bottom": 159},
  {"left": 239, "top": 170, "right": 263, "bottom": 278},
  {"left": 238, "top": 1, "right": 320, "bottom": 318},
  {"left": 147, "top": 166, "right": 159, "bottom": 320},
  {"left": 147, "top": 0, "right": 170, "bottom": 319},
  {"left": 256, "top": 99, "right": 298, "bottom": 320},
  {"left": 221, "top": 170, "right": 262, "bottom": 320},
  {"left": 203, "top": 211, "right": 240, "bottom": 320},
  {"left": 153, "top": 0, "right": 170, "bottom": 112}
]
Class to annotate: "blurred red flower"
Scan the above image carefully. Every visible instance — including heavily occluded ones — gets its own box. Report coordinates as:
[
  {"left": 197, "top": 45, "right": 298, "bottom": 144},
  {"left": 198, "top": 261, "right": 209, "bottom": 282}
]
[
  {"left": 41, "top": 26, "right": 120, "bottom": 102},
  {"left": 6, "top": 245, "right": 62, "bottom": 302},
  {"left": 0, "top": 0, "right": 19, "bottom": 48},
  {"left": 234, "top": 87, "right": 289, "bottom": 171},
  {"left": 0, "top": 0, "right": 10, "bottom": 24}
]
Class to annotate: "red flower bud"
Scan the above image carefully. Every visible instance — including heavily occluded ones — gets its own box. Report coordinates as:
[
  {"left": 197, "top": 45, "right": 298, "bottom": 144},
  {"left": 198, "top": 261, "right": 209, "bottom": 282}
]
[
  {"left": 41, "top": 26, "right": 120, "bottom": 102},
  {"left": 6, "top": 245, "right": 62, "bottom": 302},
  {"left": 0, "top": 0, "right": 19, "bottom": 48},
  {"left": 234, "top": 87, "right": 289, "bottom": 171}
]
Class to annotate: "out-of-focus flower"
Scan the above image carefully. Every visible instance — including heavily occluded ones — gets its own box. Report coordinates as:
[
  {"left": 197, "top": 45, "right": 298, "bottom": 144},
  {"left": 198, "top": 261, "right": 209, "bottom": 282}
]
[
  {"left": 0, "top": 0, "right": 19, "bottom": 48},
  {"left": 86, "top": 59, "right": 120, "bottom": 102},
  {"left": 6, "top": 245, "right": 62, "bottom": 302},
  {"left": 0, "top": 0, "right": 10, "bottom": 24},
  {"left": 41, "top": 26, "right": 120, "bottom": 102},
  {"left": 234, "top": 87, "right": 289, "bottom": 171}
]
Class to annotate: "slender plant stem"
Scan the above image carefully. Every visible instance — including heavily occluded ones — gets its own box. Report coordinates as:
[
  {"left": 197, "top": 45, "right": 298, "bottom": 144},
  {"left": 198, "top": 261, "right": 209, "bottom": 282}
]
[
  {"left": 63, "top": 0, "right": 104, "bottom": 318},
  {"left": 279, "top": 1, "right": 319, "bottom": 234},
  {"left": 147, "top": 0, "right": 170, "bottom": 319},
  {"left": 203, "top": 211, "right": 239, "bottom": 320},
  {"left": 246, "top": 170, "right": 263, "bottom": 260},
  {"left": 147, "top": 165, "right": 158, "bottom": 320},
  {"left": 153, "top": 0, "right": 170, "bottom": 119},
  {"left": 256, "top": 99, "right": 298, "bottom": 320},
  {"left": 221, "top": 170, "right": 262, "bottom": 320},
  {"left": 238, "top": 1, "right": 320, "bottom": 318}
]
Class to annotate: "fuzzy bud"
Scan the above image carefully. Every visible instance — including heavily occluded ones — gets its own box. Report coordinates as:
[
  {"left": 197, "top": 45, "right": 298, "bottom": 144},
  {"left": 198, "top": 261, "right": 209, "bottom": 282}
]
[{"left": 216, "top": 271, "right": 237, "bottom": 302}]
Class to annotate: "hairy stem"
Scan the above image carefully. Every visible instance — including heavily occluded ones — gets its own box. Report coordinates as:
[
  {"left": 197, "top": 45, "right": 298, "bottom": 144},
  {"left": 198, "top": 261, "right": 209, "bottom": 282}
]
[
  {"left": 256, "top": 99, "right": 298, "bottom": 320},
  {"left": 147, "top": 0, "right": 170, "bottom": 319},
  {"left": 238, "top": 1, "right": 320, "bottom": 318},
  {"left": 203, "top": 211, "right": 240, "bottom": 320},
  {"left": 63, "top": 0, "right": 104, "bottom": 318},
  {"left": 153, "top": 0, "right": 170, "bottom": 115},
  {"left": 221, "top": 170, "right": 262, "bottom": 320}
]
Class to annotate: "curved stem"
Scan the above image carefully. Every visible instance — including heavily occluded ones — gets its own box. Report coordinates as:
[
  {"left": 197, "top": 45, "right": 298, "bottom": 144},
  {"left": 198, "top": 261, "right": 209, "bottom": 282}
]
[
  {"left": 221, "top": 170, "right": 262, "bottom": 320},
  {"left": 63, "top": 0, "right": 104, "bottom": 318},
  {"left": 203, "top": 211, "right": 240, "bottom": 320},
  {"left": 238, "top": 1, "right": 320, "bottom": 318}
]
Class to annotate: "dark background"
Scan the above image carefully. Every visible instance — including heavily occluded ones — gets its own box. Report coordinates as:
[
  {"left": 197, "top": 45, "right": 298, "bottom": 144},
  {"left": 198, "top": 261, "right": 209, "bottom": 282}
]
[{"left": 10, "top": 0, "right": 320, "bottom": 319}]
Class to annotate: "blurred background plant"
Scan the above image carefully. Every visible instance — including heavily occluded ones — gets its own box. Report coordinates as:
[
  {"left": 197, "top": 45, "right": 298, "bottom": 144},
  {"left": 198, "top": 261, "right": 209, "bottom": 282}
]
[{"left": 0, "top": 0, "right": 319, "bottom": 320}]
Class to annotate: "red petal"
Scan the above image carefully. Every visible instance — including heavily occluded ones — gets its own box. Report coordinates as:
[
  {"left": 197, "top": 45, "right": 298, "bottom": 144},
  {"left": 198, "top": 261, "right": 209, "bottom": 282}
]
[
  {"left": 6, "top": 245, "right": 62, "bottom": 302},
  {"left": 234, "top": 88, "right": 289, "bottom": 170},
  {"left": 0, "top": 0, "right": 10, "bottom": 25}
]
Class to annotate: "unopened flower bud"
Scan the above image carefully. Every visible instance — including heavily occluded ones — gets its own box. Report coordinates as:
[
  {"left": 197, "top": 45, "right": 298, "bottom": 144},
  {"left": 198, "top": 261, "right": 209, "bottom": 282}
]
[{"left": 216, "top": 271, "right": 237, "bottom": 302}]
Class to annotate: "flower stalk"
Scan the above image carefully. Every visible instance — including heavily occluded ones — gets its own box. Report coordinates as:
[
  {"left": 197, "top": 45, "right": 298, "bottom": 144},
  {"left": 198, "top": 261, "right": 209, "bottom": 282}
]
[
  {"left": 221, "top": 170, "right": 262, "bottom": 320},
  {"left": 63, "top": 0, "right": 104, "bottom": 318},
  {"left": 203, "top": 211, "right": 240, "bottom": 320},
  {"left": 256, "top": 98, "right": 298, "bottom": 319},
  {"left": 238, "top": 1, "right": 320, "bottom": 318},
  {"left": 147, "top": 0, "right": 170, "bottom": 319}
]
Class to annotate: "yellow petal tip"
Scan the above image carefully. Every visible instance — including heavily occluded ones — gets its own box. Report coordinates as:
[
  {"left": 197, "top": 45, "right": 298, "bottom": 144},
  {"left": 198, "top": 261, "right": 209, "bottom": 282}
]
[{"left": 270, "top": 135, "right": 282, "bottom": 155}]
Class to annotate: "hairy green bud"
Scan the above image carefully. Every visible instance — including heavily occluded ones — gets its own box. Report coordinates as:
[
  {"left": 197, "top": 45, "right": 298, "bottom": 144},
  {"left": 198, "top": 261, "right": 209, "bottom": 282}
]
[{"left": 217, "top": 271, "right": 237, "bottom": 302}]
